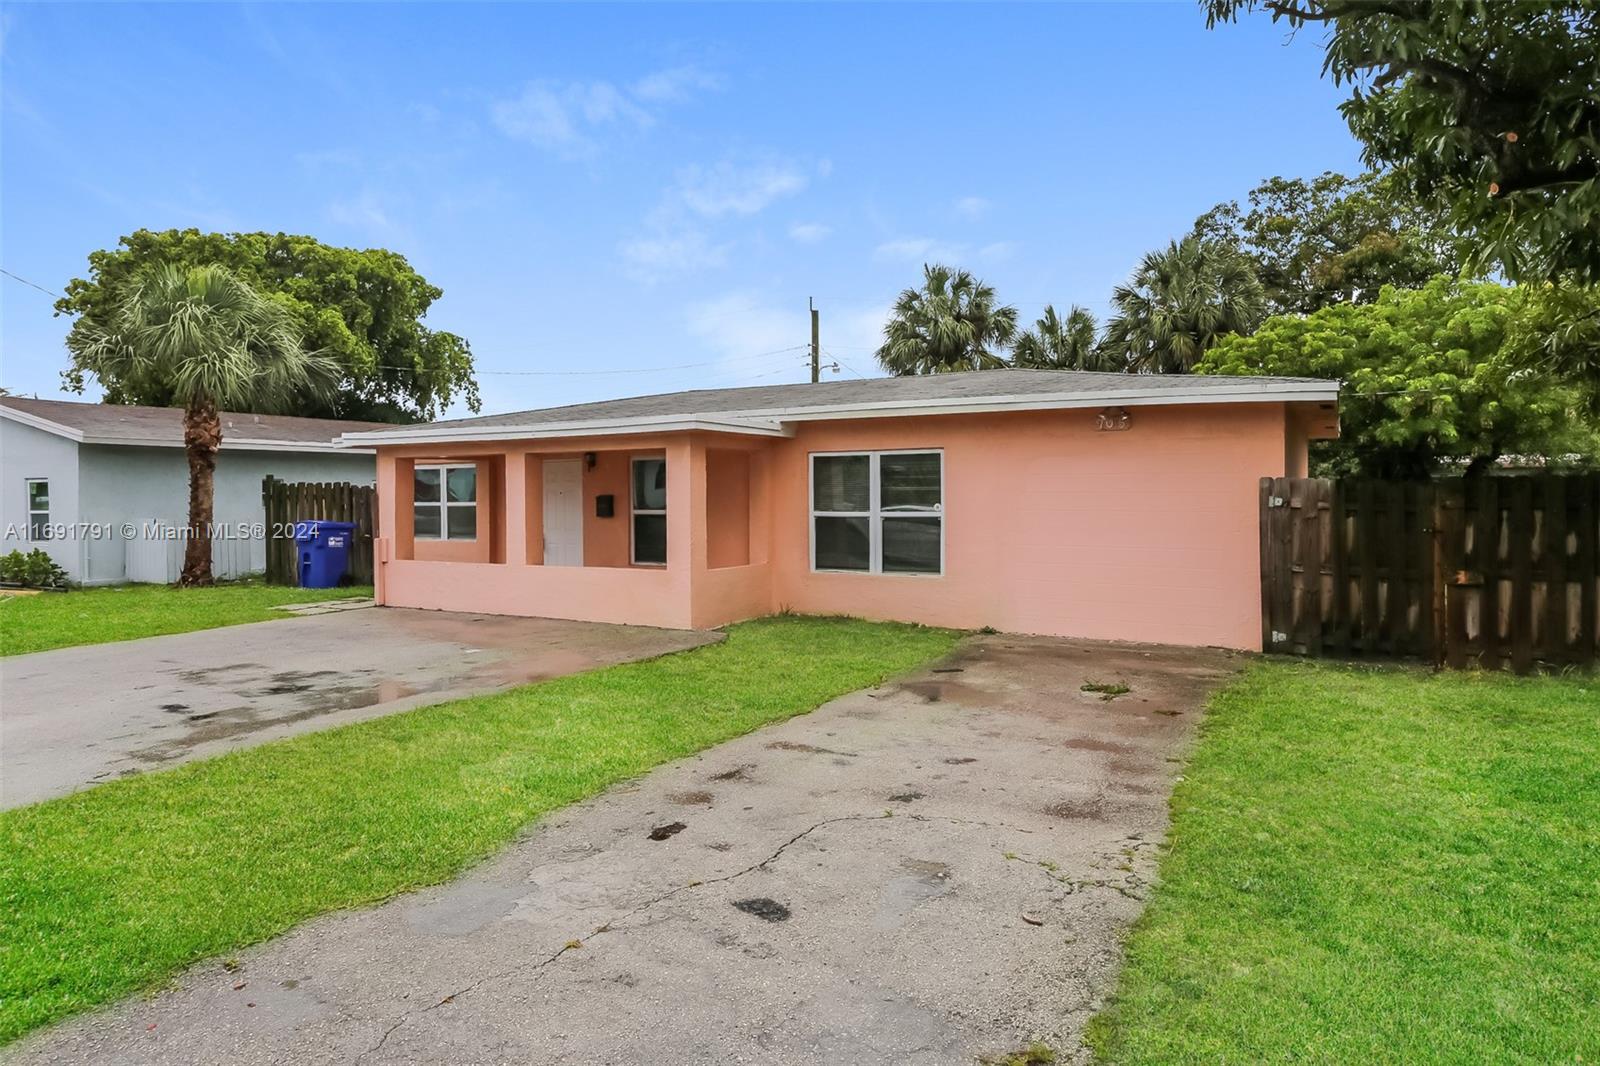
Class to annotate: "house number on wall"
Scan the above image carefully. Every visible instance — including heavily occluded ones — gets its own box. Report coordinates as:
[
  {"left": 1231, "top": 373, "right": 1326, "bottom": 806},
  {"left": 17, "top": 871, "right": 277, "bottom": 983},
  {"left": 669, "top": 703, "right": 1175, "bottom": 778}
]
[{"left": 1096, "top": 407, "right": 1132, "bottom": 431}]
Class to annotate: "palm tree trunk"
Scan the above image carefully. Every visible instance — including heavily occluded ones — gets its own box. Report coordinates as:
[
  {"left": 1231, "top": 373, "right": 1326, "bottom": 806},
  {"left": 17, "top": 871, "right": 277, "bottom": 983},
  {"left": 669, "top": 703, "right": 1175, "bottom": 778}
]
[{"left": 179, "top": 398, "right": 221, "bottom": 587}]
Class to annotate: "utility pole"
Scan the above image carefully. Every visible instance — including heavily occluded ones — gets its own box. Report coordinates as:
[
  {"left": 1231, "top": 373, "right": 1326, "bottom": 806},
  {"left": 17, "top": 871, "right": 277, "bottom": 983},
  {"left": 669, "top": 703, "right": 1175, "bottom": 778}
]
[{"left": 809, "top": 297, "right": 820, "bottom": 384}]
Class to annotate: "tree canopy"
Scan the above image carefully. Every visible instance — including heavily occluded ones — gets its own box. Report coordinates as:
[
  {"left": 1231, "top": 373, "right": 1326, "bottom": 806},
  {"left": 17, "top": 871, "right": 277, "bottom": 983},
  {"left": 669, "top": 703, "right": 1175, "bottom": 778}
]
[
  {"left": 1011, "top": 304, "right": 1119, "bottom": 371},
  {"left": 1192, "top": 170, "right": 1460, "bottom": 315},
  {"left": 1101, "top": 237, "right": 1266, "bottom": 373},
  {"left": 56, "top": 229, "right": 479, "bottom": 422},
  {"left": 1198, "top": 278, "right": 1600, "bottom": 478},
  {"left": 1206, "top": 1, "right": 1600, "bottom": 287},
  {"left": 876, "top": 264, "right": 1018, "bottom": 375},
  {"left": 70, "top": 264, "right": 331, "bottom": 583}
]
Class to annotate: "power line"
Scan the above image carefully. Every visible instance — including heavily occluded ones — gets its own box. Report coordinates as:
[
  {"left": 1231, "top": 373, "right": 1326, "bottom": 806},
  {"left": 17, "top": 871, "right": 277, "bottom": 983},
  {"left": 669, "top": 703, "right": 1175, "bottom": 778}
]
[
  {"left": 0, "top": 268, "right": 62, "bottom": 299},
  {"left": 823, "top": 348, "right": 869, "bottom": 380}
]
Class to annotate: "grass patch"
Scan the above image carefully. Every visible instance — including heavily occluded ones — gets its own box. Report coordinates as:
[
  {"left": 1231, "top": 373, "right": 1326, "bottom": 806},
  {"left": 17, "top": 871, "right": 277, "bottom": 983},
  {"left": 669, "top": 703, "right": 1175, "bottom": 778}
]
[
  {"left": 1080, "top": 680, "right": 1131, "bottom": 701},
  {"left": 1088, "top": 661, "right": 1600, "bottom": 1064},
  {"left": 0, "top": 616, "right": 958, "bottom": 1044},
  {"left": 980, "top": 1040, "right": 1057, "bottom": 1065},
  {"left": 0, "top": 582, "right": 372, "bottom": 656}
]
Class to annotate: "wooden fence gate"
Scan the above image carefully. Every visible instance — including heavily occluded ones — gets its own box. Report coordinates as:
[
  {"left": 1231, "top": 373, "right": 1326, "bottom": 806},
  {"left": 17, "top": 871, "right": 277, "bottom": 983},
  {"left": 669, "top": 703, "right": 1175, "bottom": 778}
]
[
  {"left": 261, "top": 476, "right": 379, "bottom": 586},
  {"left": 1261, "top": 474, "right": 1599, "bottom": 673}
]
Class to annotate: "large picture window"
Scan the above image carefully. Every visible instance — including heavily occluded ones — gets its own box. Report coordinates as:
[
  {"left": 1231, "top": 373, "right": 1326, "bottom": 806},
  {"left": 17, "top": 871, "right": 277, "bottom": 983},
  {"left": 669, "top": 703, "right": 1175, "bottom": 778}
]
[
  {"left": 631, "top": 457, "right": 667, "bottom": 565},
  {"left": 414, "top": 464, "right": 477, "bottom": 540},
  {"left": 26, "top": 479, "right": 50, "bottom": 540},
  {"left": 811, "top": 451, "right": 942, "bottom": 575}
]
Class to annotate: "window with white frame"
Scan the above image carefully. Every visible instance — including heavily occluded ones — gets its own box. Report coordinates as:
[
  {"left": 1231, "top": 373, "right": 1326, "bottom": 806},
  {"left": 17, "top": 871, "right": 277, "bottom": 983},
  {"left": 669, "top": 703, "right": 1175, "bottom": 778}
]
[
  {"left": 26, "top": 479, "right": 50, "bottom": 540},
  {"left": 811, "top": 451, "right": 942, "bottom": 575},
  {"left": 414, "top": 464, "right": 477, "bottom": 540},
  {"left": 631, "top": 457, "right": 667, "bottom": 565}
]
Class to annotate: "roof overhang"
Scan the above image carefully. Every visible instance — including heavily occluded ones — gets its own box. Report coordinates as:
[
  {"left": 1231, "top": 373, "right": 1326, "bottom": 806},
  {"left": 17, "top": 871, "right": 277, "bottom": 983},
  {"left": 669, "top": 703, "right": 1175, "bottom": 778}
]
[
  {"left": 338, "top": 414, "right": 793, "bottom": 447},
  {"left": 0, "top": 405, "right": 372, "bottom": 453},
  {"left": 337, "top": 378, "right": 1340, "bottom": 448},
  {"left": 743, "top": 380, "right": 1341, "bottom": 424}
]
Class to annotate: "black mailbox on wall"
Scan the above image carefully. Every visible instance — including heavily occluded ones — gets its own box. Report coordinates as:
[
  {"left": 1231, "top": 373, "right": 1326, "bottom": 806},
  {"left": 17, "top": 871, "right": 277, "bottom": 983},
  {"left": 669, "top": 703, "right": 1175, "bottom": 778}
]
[{"left": 595, "top": 494, "right": 615, "bottom": 518}]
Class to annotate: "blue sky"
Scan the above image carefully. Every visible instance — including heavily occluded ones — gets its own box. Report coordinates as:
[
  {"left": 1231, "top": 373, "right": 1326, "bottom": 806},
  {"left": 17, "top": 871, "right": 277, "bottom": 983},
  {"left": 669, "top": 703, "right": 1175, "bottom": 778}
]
[{"left": 1, "top": 2, "right": 1362, "bottom": 417}]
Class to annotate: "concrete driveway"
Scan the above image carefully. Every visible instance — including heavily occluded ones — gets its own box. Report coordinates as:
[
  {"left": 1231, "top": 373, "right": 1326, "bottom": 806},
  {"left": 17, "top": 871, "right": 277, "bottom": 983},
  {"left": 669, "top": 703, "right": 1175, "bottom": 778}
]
[
  {"left": 0, "top": 608, "right": 719, "bottom": 809},
  {"left": 8, "top": 634, "right": 1238, "bottom": 1066}
]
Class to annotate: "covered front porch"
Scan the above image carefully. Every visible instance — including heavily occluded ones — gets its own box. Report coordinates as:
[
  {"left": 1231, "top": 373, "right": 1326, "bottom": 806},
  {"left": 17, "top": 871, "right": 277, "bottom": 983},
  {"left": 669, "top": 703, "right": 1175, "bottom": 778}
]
[{"left": 374, "top": 432, "right": 778, "bottom": 630}]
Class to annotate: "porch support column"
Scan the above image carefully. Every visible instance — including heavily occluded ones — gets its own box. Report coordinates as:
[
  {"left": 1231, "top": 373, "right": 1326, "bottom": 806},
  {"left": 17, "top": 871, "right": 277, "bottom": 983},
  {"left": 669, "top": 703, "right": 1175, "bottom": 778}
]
[
  {"left": 376, "top": 453, "right": 414, "bottom": 604},
  {"left": 504, "top": 450, "right": 529, "bottom": 565},
  {"left": 665, "top": 435, "right": 708, "bottom": 627}
]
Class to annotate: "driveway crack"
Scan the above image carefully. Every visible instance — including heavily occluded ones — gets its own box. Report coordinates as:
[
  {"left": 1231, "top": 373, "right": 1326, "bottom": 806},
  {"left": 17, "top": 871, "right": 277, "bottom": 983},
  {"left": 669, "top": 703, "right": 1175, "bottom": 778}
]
[
  {"left": 355, "top": 939, "right": 578, "bottom": 1063},
  {"left": 356, "top": 809, "right": 1043, "bottom": 1051}
]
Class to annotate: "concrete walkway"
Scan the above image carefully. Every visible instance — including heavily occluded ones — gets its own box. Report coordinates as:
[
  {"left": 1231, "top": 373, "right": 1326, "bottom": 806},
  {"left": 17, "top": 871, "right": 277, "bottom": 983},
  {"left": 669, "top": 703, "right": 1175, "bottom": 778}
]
[
  {"left": 8, "top": 634, "right": 1238, "bottom": 1065},
  {"left": 0, "top": 609, "right": 718, "bottom": 809}
]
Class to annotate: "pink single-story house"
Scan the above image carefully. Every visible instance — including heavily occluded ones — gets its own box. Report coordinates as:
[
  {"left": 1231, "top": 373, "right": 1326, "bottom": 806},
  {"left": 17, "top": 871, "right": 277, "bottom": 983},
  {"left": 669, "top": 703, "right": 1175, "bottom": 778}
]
[{"left": 338, "top": 369, "right": 1338, "bottom": 649}]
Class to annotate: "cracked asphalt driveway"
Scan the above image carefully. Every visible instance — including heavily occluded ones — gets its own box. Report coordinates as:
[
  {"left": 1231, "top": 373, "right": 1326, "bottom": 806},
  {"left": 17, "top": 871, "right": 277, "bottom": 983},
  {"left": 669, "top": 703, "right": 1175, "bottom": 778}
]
[{"left": 9, "top": 634, "right": 1238, "bottom": 1066}]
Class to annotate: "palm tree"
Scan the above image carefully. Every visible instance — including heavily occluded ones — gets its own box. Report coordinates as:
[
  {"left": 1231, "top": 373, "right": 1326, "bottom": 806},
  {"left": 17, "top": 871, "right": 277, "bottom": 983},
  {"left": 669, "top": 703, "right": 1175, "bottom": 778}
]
[
  {"left": 1011, "top": 304, "right": 1122, "bottom": 371},
  {"left": 1102, "top": 237, "right": 1267, "bottom": 373},
  {"left": 876, "top": 264, "right": 1019, "bottom": 375},
  {"left": 71, "top": 264, "right": 330, "bottom": 585}
]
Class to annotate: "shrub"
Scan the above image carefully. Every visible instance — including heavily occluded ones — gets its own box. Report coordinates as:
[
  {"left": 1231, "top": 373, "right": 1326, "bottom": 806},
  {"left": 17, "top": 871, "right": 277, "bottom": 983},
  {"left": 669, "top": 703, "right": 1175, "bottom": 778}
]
[{"left": 0, "top": 549, "right": 69, "bottom": 589}]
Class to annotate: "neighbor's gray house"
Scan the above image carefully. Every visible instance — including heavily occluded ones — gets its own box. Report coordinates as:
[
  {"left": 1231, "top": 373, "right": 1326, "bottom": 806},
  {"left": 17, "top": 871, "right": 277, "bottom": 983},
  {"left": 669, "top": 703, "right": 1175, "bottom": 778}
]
[{"left": 1, "top": 396, "right": 385, "bottom": 584}]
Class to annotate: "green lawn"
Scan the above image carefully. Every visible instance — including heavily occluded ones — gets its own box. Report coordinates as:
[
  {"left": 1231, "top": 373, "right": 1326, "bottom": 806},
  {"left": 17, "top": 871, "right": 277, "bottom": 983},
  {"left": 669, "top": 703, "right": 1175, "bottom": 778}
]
[
  {"left": 1089, "top": 661, "right": 1600, "bottom": 1064},
  {"left": 0, "top": 582, "right": 372, "bottom": 656},
  {"left": 0, "top": 616, "right": 958, "bottom": 1044}
]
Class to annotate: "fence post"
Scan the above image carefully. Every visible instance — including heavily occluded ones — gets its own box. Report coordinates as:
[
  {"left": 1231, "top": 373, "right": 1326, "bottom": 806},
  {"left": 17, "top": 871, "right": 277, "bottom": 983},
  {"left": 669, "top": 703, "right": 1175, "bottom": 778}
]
[{"left": 1577, "top": 476, "right": 1598, "bottom": 669}]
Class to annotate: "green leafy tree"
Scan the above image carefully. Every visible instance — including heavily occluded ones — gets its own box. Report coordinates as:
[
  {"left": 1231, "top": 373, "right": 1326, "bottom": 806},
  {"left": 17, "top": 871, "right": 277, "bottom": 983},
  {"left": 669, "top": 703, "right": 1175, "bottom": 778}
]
[
  {"left": 876, "top": 264, "right": 1018, "bottom": 375},
  {"left": 1012, "top": 304, "right": 1120, "bottom": 371},
  {"left": 1205, "top": 1, "right": 1600, "bottom": 287},
  {"left": 69, "top": 264, "right": 333, "bottom": 585},
  {"left": 1520, "top": 285, "right": 1600, "bottom": 416},
  {"left": 56, "top": 229, "right": 478, "bottom": 422},
  {"left": 1192, "top": 170, "right": 1461, "bottom": 315},
  {"left": 1198, "top": 277, "right": 1600, "bottom": 478},
  {"left": 1102, "top": 237, "right": 1267, "bottom": 373}
]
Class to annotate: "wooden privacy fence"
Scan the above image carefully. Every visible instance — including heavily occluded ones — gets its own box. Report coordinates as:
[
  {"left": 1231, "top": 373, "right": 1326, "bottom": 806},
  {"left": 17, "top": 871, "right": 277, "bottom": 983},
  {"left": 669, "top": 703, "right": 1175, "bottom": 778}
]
[
  {"left": 261, "top": 476, "right": 378, "bottom": 586},
  {"left": 1261, "top": 474, "right": 1599, "bottom": 673}
]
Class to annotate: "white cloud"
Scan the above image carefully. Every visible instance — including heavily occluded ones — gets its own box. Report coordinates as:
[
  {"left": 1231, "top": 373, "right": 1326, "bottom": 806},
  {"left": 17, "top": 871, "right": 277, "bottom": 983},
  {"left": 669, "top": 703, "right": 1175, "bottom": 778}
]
[
  {"left": 491, "top": 65, "right": 720, "bottom": 158},
  {"left": 978, "top": 240, "right": 1019, "bottom": 262},
  {"left": 620, "top": 228, "right": 730, "bottom": 284},
  {"left": 327, "top": 189, "right": 402, "bottom": 238},
  {"left": 620, "top": 154, "right": 812, "bottom": 282},
  {"left": 873, "top": 237, "right": 966, "bottom": 264},
  {"left": 677, "top": 159, "right": 808, "bottom": 217},
  {"left": 954, "top": 195, "right": 991, "bottom": 219},
  {"left": 685, "top": 293, "right": 891, "bottom": 384},
  {"left": 788, "top": 222, "right": 831, "bottom": 244},
  {"left": 491, "top": 80, "right": 651, "bottom": 157},
  {"left": 687, "top": 293, "right": 806, "bottom": 364},
  {"left": 631, "top": 64, "right": 722, "bottom": 103}
]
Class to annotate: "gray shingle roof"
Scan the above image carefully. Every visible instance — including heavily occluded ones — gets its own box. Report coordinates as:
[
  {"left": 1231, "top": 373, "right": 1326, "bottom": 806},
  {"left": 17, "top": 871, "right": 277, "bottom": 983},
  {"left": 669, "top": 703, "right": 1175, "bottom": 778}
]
[
  {"left": 0, "top": 395, "right": 393, "bottom": 447},
  {"left": 409, "top": 368, "right": 1337, "bottom": 432}
]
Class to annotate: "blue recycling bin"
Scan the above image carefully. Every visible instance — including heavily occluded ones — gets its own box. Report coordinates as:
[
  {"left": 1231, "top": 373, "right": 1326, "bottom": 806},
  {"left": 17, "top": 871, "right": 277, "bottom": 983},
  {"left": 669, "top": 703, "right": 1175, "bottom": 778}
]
[{"left": 293, "top": 520, "right": 358, "bottom": 589}]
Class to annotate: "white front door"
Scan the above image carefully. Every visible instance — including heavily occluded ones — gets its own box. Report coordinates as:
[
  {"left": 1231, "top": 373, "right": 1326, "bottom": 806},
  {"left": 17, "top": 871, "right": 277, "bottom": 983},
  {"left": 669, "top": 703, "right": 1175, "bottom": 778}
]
[{"left": 542, "top": 459, "right": 584, "bottom": 567}]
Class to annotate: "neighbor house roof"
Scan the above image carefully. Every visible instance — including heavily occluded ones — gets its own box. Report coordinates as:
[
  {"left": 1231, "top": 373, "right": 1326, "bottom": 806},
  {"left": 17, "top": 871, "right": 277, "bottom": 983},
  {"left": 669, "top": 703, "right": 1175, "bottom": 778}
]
[
  {"left": 0, "top": 396, "right": 392, "bottom": 453},
  {"left": 337, "top": 368, "right": 1339, "bottom": 445}
]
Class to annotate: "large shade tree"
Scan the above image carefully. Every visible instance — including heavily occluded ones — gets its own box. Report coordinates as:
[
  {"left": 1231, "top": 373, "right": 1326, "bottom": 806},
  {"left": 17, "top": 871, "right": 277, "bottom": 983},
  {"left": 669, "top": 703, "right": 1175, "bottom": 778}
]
[
  {"left": 1205, "top": 1, "right": 1600, "bottom": 288},
  {"left": 876, "top": 264, "right": 1018, "bottom": 375},
  {"left": 1199, "top": 278, "right": 1600, "bottom": 478},
  {"left": 56, "top": 229, "right": 478, "bottom": 422},
  {"left": 1101, "top": 237, "right": 1267, "bottom": 373},
  {"left": 69, "top": 264, "right": 333, "bottom": 585},
  {"left": 1011, "top": 304, "right": 1120, "bottom": 371},
  {"left": 1192, "top": 170, "right": 1461, "bottom": 315}
]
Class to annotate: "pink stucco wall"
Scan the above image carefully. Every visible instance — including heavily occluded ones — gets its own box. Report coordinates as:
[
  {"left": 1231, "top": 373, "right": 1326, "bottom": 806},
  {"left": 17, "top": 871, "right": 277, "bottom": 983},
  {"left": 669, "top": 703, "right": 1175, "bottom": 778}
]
[
  {"left": 767, "top": 405, "right": 1284, "bottom": 648},
  {"left": 373, "top": 402, "right": 1320, "bottom": 649}
]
